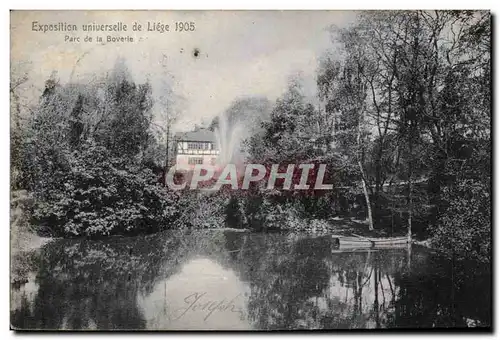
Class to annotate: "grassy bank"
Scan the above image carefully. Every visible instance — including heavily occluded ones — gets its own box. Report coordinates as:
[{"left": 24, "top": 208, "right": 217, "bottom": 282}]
[
  {"left": 11, "top": 190, "right": 52, "bottom": 285},
  {"left": 11, "top": 190, "right": 52, "bottom": 253}
]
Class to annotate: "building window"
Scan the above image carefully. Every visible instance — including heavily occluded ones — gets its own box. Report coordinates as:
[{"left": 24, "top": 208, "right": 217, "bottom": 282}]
[
  {"left": 187, "top": 142, "right": 212, "bottom": 150},
  {"left": 188, "top": 157, "right": 204, "bottom": 165}
]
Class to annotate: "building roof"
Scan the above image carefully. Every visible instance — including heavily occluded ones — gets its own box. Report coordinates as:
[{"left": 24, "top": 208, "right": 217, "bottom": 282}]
[{"left": 174, "top": 128, "right": 217, "bottom": 142}]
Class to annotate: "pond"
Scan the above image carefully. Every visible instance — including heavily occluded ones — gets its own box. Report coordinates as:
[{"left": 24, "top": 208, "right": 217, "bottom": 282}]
[{"left": 11, "top": 230, "right": 491, "bottom": 330}]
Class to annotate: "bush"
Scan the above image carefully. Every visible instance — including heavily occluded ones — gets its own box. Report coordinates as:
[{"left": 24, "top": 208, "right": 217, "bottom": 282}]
[
  {"left": 30, "top": 141, "right": 180, "bottom": 237},
  {"left": 175, "top": 191, "right": 226, "bottom": 229},
  {"left": 431, "top": 179, "right": 491, "bottom": 263}
]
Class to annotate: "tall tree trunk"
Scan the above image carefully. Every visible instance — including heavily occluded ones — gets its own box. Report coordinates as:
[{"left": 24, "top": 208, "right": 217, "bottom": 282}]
[
  {"left": 357, "top": 107, "right": 374, "bottom": 231},
  {"left": 407, "top": 122, "right": 413, "bottom": 243},
  {"left": 373, "top": 150, "right": 383, "bottom": 223},
  {"left": 428, "top": 149, "right": 446, "bottom": 228},
  {"left": 359, "top": 162, "right": 374, "bottom": 231},
  {"left": 407, "top": 183, "right": 412, "bottom": 243}
]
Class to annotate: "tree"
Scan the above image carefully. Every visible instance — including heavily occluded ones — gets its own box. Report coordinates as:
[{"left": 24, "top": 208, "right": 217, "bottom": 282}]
[
  {"left": 18, "top": 59, "right": 182, "bottom": 237},
  {"left": 69, "top": 94, "right": 84, "bottom": 148},
  {"left": 251, "top": 77, "right": 319, "bottom": 163},
  {"left": 318, "top": 29, "right": 375, "bottom": 230},
  {"left": 151, "top": 55, "right": 183, "bottom": 182},
  {"left": 319, "top": 10, "right": 491, "bottom": 239},
  {"left": 10, "top": 61, "right": 32, "bottom": 189}
]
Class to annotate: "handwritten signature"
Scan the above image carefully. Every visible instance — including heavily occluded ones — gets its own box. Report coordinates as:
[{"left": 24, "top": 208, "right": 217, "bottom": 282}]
[{"left": 173, "top": 291, "right": 245, "bottom": 321}]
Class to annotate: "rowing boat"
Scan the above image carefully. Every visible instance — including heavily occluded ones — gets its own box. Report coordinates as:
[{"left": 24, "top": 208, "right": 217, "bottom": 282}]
[
  {"left": 370, "top": 236, "right": 409, "bottom": 246},
  {"left": 333, "top": 234, "right": 409, "bottom": 248},
  {"left": 337, "top": 237, "right": 373, "bottom": 247}
]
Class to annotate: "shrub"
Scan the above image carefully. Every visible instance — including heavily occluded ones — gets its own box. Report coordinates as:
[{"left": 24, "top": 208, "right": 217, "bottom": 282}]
[
  {"left": 175, "top": 191, "right": 226, "bottom": 229},
  {"left": 432, "top": 178, "right": 491, "bottom": 263},
  {"left": 30, "top": 141, "right": 180, "bottom": 237}
]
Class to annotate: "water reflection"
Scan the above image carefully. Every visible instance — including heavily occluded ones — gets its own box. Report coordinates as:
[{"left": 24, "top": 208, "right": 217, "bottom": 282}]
[
  {"left": 10, "top": 230, "right": 491, "bottom": 330},
  {"left": 138, "top": 258, "right": 251, "bottom": 330}
]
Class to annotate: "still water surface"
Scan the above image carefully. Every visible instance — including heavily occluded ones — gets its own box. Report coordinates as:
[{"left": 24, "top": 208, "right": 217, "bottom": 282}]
[{"left": 11, "top": 230, "right": 491, "bottom": 330}]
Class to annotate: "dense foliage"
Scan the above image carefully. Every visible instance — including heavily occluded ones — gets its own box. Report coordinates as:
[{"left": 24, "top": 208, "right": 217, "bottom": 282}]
[
  {"left": 29, "top": 142, "right": 180, "bottom": 237},
  {"left": 14, "top": 62, "right": 180, "bottom": 237},
  {"left": 241, "top": 11, "right": 491, "bottom": 262}
]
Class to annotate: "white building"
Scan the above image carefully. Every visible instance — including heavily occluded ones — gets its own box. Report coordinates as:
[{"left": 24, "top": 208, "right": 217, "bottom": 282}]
[{"left": 173, "top": 128, "right": 220, "bottom": 171}]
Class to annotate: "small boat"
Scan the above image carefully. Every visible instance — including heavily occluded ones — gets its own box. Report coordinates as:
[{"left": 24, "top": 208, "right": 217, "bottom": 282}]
[
  {"left": 331, "top": 248, "right": 380, "bottom": 253},
  {"left": 334, "top": 236, "right": 373, "bottom": 248},
  {"left": 370, "top": 236, "right": 409, "bottom": 246},
  {"left": 332, "top": 234, "right": 410, "bottom": 249}
]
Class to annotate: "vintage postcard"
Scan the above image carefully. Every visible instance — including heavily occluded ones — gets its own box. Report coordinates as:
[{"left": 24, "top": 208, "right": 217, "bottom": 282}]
[{"left": 10, "top": 10, "right": 491, "bottom": 331}]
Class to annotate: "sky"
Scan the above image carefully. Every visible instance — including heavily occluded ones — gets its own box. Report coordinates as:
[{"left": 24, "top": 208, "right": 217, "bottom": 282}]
[{"left": 11, "top": 10, "right": 357, "bottom": 132}]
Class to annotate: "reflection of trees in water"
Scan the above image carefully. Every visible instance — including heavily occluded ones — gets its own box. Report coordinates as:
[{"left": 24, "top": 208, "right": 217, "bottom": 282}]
[
  {"left": 390, "top": 256, "right": 491, "bottom": 328},
  {"left": 11, "top": 231, "right": 491, "bottom": 330},
  {"left": 227, "top": 235, "right": 383, "bottom": 329},
  {"left": 244, "top": 237, "right": 332, "bottom": 329},
  {"left": 11, "top": 234, "right": 171, "bottom": 330},
  {"left": 10, "top": 230, "right": 243, "bottom": 330},
  {"left": 225, "top": 234, "right": 490, "bottom": 330}
]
